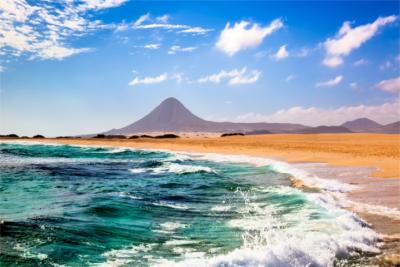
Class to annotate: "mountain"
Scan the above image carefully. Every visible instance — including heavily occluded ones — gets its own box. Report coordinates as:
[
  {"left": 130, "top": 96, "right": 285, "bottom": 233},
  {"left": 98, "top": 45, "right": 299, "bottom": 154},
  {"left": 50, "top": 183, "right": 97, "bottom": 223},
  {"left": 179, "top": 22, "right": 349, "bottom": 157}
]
[
  {"left": 104, "top": 97, "right": 308, "bottom": 135},
  {"left": 379, "top": 121, "right": 400, "bottom": 134},
  {"left": 295, "top": 126, "right": 352, "bottom": 134},
  {"left": 341, "top": 118, "right": 382, "bottom": 132}
]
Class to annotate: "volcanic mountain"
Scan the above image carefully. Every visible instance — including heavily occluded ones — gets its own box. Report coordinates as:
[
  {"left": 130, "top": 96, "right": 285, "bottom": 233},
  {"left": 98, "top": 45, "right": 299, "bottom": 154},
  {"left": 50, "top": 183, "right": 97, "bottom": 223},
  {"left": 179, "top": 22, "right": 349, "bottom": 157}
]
[
  {"left": 104, "top": 97, "right": 308, "bottom": 135},
  {"left": 341, "top": 118, "right": 382, "bottom": 132}
]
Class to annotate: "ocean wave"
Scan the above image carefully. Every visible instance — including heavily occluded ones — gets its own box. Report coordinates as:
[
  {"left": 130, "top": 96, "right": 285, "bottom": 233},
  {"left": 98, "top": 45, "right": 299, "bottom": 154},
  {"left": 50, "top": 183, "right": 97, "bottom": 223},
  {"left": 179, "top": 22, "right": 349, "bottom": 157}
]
[
  {"left": 129, "top": 162, "right": 215, "bottom": 175},
  {"left": 159, "top": 221, "right": 187, "bottom": 232},
  {"left": 98, "top": 244, "right": 154, "bottom": 267},
  {"left": 152, "top": 201, "right": 189, "bottom": 210},
  {"left": 155, "top": 188, "right": 379, "bottom": 267},
  {"left": 165, "top": 239, "right": 200, "bottom": 246},
  {"left": 343, "top": 198, "right": 400, "bottom": 220},
  {"left": 185, "top": 152, "right": 354, "bottom": 193},
  {"left": 210, "top": 205, "right": 232, "bottom": 212},
  {"left": 0, "top": 154, "right": 139, "bottom": 167},
  {"left": 112, "top": 192, "right": 143, "bottom": 200}
]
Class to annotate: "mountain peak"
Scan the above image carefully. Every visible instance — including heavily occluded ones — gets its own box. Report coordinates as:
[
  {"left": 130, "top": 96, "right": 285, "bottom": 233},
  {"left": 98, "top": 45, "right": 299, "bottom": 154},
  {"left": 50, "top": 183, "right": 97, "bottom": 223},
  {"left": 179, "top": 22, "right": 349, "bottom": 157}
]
[
  {"left": 341, "top": 117, "right": 381, "bottom": 132},
  {"left": 102, "top": 98, "right": 308, "bottom": 135}
]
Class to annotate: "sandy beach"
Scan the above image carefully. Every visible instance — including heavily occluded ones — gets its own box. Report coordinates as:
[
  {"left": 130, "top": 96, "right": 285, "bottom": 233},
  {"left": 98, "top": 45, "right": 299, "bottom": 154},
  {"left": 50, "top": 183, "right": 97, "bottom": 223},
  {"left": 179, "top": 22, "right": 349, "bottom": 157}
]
[
  {"left": 2, "top": 133, "right": 399, "bottom": 263},
  {"left": 22, "top": 133, "right": 399, "bottom": 177}
]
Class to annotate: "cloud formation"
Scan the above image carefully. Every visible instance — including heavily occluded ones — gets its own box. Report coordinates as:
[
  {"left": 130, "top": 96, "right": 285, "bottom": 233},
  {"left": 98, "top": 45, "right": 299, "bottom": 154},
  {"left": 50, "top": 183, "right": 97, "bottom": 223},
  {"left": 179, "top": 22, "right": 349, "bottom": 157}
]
[
  {"left": 375, "top": 77, "right": 400, "bottom": 93},
  {"left": 144, "top": 44, "right": 161, "bottom": 49},
  {"left": 198, "top": 67, "right": 261, "bottom": 85},
  {"left": 353, "top": 59, "right": 368, "bottom": 66},
  {"left": 179, "top": 27, "right": 213, "bottom": 35},
  {"left": 129, "top": 73, "right": 167, "bottom": 86},
  {"left": 234, "top": 99, "right": 400, "bottom": 126},
  {"left": 168, "top": 45, "right": 197, "bottom": 54},
  {"left": 323, "top": 15, "right": 397, "bottom": 67},
  {"left": 216, "top": 19, "right": 283, "bottom": 56},
  {"left": 0, "top": 0, "right": 125, "bottom": 60},
  {"left": 316, "top": 75, "right": 343, "bottom": 87},
  {"left": 130, "top": 13, "right": 212, "bottom": 34},
  {"left": 273, "top": 45, "right": 289, "bottom": 60}
]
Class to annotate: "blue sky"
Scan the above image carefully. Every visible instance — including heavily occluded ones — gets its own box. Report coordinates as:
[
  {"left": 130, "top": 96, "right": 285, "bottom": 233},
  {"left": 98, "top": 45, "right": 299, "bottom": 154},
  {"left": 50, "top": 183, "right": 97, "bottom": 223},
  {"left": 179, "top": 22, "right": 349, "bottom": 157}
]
[{"left": 0, "top": 0, "right": 399, "bottom": 136}]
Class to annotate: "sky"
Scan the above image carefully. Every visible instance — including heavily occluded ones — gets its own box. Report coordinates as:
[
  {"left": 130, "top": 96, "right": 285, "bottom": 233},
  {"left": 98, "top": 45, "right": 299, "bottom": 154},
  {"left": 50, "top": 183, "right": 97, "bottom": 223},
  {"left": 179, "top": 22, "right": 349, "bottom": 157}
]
[{"left": 0, "top": 0, "right": 399, "bottom": 136}]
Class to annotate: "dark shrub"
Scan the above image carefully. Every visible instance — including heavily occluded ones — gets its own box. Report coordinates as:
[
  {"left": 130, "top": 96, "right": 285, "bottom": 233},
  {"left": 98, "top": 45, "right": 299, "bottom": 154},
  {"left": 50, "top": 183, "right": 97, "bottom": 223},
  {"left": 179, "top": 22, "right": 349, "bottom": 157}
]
[
  {"left": 140, "top": 135, "right": 154, "bottom": 138},
  {"left": 6, "top": 134, "right": 19, "bottom": 138},
  {"left": 154, "top": 134, "right": 180, "bottom": 139},
  {"left": 129, "top": 135, "right": 139, "bottom": 139},
  {"left": 106, "top": 135, "right": 126, "bottom": 139},
  {"left": 220, "top": 133, "right": 245, "bottom": 137},
  {"left": 94, "top": 134, "right": 105, "bottom": 138},
  {"left": 33, "top": 135, "right": 45, "bottom": 139}
]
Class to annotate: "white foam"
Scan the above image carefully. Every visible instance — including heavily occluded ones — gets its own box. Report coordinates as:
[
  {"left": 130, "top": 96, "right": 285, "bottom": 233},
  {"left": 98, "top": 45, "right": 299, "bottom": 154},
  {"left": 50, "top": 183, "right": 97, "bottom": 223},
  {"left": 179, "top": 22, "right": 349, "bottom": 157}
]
[
  {"left": 113, "top": 192, "right": 142, "bottom": 200},
  {"left": 155, "top": 186, "right": 379, "bottom": 267},
  {"left": 98, "top": 244, "right": 154, "bottom": 267},
  {"left": 129, "top": 162, "right": 215, "bottom": 175},
  {"left": 165, "top": 239, "right": 200, "bottom": 246},
  {"left": 153, "top": 201, "right": 189, "bottom": 210},
  {"left": 129, "top": 168, "right": 146, "bottom": 174},
  {"left": 184, "top": 152, "right": 354, "bottom": 193},
  {"left": 159, "top": 221, "right": 187, "bottom": 232},
  {"left": 210, "top": 205, "right": 232, "bottom": 212},
  {"left": 342, "top": 198, "right": 400, "bottom": 220}
]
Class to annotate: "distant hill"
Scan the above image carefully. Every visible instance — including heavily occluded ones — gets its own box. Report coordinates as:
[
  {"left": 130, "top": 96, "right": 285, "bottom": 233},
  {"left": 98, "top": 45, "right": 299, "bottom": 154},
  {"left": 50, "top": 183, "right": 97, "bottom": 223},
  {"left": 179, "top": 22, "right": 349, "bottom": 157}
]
[
  {"left": 104, "top": 97, "right": 308, "bottom": 135},
  {"left": 379, "top": 121, "right": 400, "bottom": 134},
  {"left": 341, "top": 118, "right": 382, "bottom": 132},
  {"left": 295, "top": 126, "right": 352, "bottom": 134}
]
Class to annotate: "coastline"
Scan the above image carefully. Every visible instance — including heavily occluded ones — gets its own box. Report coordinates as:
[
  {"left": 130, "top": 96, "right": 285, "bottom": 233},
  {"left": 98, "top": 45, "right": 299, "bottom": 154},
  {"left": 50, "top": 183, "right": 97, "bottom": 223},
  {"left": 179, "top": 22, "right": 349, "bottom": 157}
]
[{"left": 1, "top": 134, "right": 399, "bottom": 263}]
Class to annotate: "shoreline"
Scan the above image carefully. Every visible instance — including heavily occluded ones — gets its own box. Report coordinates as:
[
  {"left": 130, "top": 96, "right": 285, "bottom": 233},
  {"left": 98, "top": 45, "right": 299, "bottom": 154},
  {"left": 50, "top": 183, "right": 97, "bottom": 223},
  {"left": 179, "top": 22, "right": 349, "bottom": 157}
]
[{"left": 1, "top": 134, "right": 399, "bottom": 263}]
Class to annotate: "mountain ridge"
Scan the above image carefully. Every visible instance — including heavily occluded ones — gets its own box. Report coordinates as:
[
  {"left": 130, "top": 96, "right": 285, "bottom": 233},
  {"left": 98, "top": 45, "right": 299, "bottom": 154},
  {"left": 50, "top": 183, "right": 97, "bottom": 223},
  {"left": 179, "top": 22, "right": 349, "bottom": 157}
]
[
  {"left": 101, "top": 97, "right": 399, "bottom": 135},
  {"left": 104, "top": 97, "right": 308, "bottom": 134}
]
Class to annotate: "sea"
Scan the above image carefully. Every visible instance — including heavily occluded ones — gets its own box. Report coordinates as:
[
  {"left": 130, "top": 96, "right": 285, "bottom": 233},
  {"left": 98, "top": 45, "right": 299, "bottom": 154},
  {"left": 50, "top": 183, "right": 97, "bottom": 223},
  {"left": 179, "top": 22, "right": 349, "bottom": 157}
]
[{"left": 0, "top": 141, "right": 382, "bottom": 266}]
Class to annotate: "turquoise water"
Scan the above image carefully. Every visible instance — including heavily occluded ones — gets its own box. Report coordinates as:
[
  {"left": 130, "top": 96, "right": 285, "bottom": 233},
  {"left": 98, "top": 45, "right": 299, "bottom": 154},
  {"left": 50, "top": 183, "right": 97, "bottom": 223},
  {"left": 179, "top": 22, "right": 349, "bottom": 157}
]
[{"left": 0, "top": 142, "right": 379, "bottom": 266}]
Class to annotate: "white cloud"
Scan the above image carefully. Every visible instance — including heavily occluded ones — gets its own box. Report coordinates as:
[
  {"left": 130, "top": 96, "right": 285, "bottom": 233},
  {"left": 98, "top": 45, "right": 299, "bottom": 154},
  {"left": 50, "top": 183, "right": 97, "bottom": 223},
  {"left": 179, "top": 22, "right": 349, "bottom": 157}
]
[
  {"left": 156, "top": 14, "right": 169, "bottom": 23},
  {"left": 233, "top": 99, "right": 400, "bottom": 126},
  {"left": 323, "top": 15, "right": 397, "bottom": 67},
  {"left": 178, "top": 27, "right": 213, "bottom": 35},
  {"left": 135, "top": 23, "right": 187, "bottom": 30},
  {"left": 171, "top": 73, "right": 186, "bottom": 84},
  {"left": 198, "top": 67, "right": 261, "bottom": 86},
  {"left": 0, "top": 0, "right": 118, "bottom": 60},
  {"left": 122, "top": 13, "right": 212, "bottom": 35},
  {"left": 34, "top": 46, "right": 92, "bottom": 60},
  {"left": 216, "top": 19, "right": 283, "bottom": 56},
  {"left": 375, "top": 77, "right": 400, "bottom": 93},
  {"left": 286, "top": 75, "right": 296, "bottom": 82},
  {"left": 133, "top": 13, "right": 150, "bottom": 27},
  {"left": 168, "top": 45, "right": 197, "bottom": 54},
  {"left": 273, "top": 44, "right": 289, "bottom": 60},
  {"left": 322, "top": 56, "right": 343, "bottom": 67},
  {"left": 77, "top": 0, "right": 128, "bottom": 11},
  {"left": 144, "top": 43, "right": 160, "bottom": 49},
  {"left": 0, "top": 65, "right": 5, "bottom": 72},
  {"left": 316, "top": 75, "right": 343, "bottom": 88},
  {"left": 129, "top": 73, "right": 167, "bottom": 86},
  {"left": 353, "top": 59, "right": 368, "bottom": 66}
]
